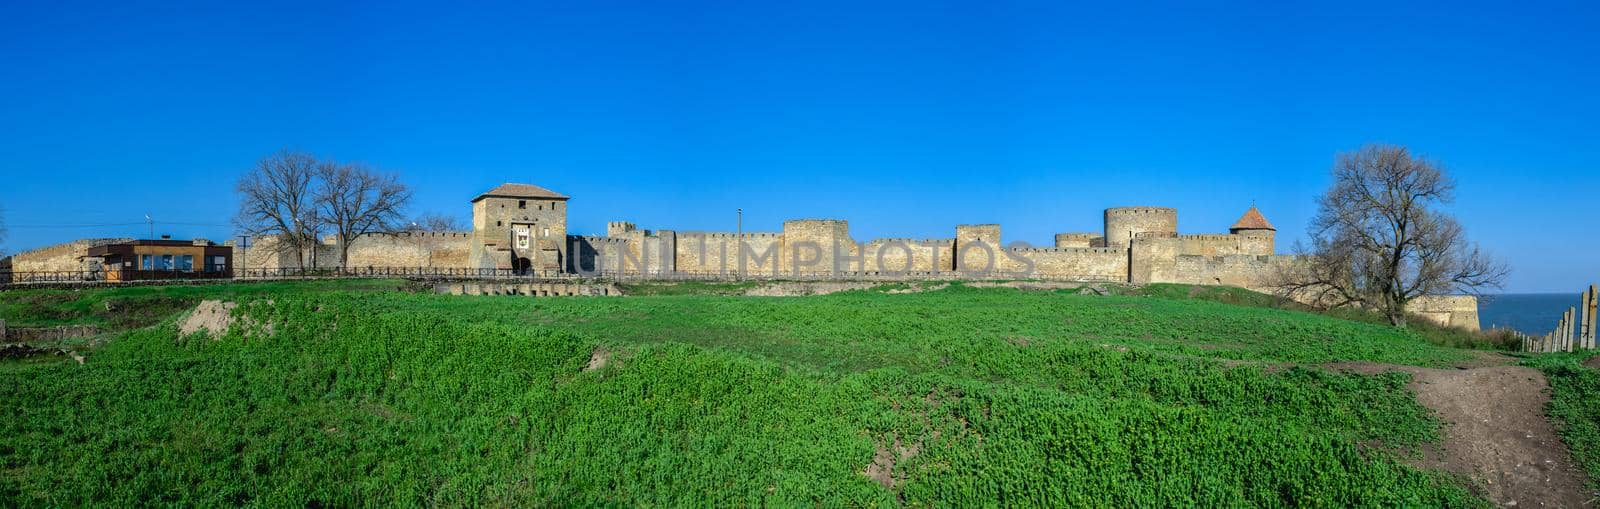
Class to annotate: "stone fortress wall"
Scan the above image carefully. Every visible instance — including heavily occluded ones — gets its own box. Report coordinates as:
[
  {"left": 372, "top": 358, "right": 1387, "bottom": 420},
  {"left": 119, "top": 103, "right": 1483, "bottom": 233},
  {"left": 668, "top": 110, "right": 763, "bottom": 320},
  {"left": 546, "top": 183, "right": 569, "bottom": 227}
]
[
  {"left": 2, "top": 181, "right": 1478, "bottom": 329},
  {"left": 238, "top": 232, "right": 473, "bottom": 271},
  {"left": 6, "top": 238, "right": 133, "bottom": 273}
]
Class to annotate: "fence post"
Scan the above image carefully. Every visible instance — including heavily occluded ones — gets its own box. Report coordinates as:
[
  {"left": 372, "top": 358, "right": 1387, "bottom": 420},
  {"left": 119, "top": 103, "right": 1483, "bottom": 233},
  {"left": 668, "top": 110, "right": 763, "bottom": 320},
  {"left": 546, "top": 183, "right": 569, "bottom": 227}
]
[
  {"left": 1565, "top": 308, "right": 1576, "bottom": 352},
  {"left": 1580, "top": 281, "right": 1593, "bottom": 350},
  {"left": 1581, "top": 287, "right": 1592, "bottom": 350},
  {"left": 0, "top": 319, "right": 6, "bottom": 342}
]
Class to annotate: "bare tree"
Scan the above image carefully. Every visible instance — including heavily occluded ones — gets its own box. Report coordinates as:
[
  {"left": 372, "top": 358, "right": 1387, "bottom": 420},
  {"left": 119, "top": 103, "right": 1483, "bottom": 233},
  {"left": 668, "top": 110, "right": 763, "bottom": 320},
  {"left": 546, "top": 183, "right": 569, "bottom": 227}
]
[
  {"left": 1277, "top": 144, "right": 1508, "bottom": 327},
  {"left": 406, "top": 212, "right": 464, "bottom": 232},
  {"left": 316, "top": 161, "right": 412, "bottom": 268},
  {"left": 235, "top": 150, "right": 321, "bottom": 268}
]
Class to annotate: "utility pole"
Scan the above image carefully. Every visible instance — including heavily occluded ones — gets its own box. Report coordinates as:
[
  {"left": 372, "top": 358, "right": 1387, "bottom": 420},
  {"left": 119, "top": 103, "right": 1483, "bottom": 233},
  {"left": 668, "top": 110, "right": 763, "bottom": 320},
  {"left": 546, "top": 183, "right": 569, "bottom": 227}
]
[
  {"left": 145, "top": 214, "right": 154, "bottom": 239},
  {"left": 239, "top": 234, "right": 251, "bottom": 278},
  {"left": 736, "top": 208, "right": 743, "bottom": 282}
]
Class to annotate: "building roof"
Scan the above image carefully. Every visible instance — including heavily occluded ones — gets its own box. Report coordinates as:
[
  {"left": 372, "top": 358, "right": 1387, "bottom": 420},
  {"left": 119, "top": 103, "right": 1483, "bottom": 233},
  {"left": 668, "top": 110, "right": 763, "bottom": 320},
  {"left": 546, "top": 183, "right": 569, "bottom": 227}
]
[
  {"left": 1230, "top": 206, "right": 1276, "bottom": 231},
  {"left": 472, "top": 183, "right": 569, "bottom": 202}
]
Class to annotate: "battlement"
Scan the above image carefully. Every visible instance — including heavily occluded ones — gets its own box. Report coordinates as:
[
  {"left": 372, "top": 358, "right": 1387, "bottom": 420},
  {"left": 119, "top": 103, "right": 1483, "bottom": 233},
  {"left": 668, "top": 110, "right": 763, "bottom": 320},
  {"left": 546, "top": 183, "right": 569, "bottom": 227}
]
[
  {"left": 388, "top": 231, "right": 473, "bottom": 239},
  {"left": 784, "top": 219, "right": 848, "bottom": 226},
  {"left": 1010, "top": 247, "right": 1123, "bottom": 254},
  {"left": 571, "top": 235, "right": 628, "bottom": 245},
  {"left": 606, "top": 221, "right": 637, "bottom": 237},
  {"left": 1105, "top": 206, "right": 1177, "bottom": 215},
  {"left": 1133, "top": 231, "right": 1181, "bottom": 239},
  {"left": 677, "top": 232, "right": 782, "bottom": 239},
  {"left": 864, "top": 237, "right": 954, "bottom": 245}
]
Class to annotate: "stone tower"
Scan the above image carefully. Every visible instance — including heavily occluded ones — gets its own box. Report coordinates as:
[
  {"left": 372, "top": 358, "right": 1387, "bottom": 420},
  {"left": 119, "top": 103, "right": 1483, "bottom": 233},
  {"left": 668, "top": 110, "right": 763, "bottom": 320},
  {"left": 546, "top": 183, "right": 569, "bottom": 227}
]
[
  {"left": 1104, "top": 207, "right": 1178, "bottom": 249},
  {"left": 469, "top": 183, "right": 570, "bottom": 273},
  {"left": 1228, "top": 206, "right": 1276, "bottom": 256}
]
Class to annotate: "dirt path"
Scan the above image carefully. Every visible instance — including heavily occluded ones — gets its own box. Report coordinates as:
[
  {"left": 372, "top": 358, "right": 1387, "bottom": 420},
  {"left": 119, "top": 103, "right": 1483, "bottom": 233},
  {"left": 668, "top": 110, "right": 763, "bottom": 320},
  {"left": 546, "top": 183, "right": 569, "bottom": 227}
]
[{"left": 1328, "top": 362, "right": 1592, "bottom": 507}]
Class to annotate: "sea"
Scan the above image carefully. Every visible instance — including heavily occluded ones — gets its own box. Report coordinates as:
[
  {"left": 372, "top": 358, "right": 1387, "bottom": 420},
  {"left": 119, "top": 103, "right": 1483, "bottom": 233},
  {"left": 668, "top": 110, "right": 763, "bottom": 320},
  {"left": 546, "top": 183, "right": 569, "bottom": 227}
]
[{"left": 1478, "top": 293, "right": 1594, "bottom": 335}]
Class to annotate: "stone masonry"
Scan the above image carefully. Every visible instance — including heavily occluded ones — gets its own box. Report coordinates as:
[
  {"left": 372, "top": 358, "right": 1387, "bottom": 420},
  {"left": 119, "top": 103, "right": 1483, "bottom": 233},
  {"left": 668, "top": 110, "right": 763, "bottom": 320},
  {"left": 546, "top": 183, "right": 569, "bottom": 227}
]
[{"left": 3, "top": 182, "right": 1479, "bottom": 329}]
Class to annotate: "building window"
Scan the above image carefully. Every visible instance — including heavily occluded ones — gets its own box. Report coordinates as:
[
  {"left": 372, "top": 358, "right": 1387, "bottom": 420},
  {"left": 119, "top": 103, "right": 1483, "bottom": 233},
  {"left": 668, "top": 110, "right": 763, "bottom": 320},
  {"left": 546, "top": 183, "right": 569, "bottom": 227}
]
[
  {"left": 518, "top": 200, "right": 526, "bottom": 209},
  {"left": 178, "top": 255, "right": 194, "bottom": 271},
  {"left": 543, "top": 227, "right": 550, "bottom": 237},
  {"left": 553, "top": 202, "right": 559, "bottom": 209},
  {"left": 159, "top": 254, "right": 174, "bottom": 270},
  {"left": 496, "top": 221, "right": 502, "bottom": 226},
  {"left": 141, "top": 255, "right": 153, "bottom": 270}
]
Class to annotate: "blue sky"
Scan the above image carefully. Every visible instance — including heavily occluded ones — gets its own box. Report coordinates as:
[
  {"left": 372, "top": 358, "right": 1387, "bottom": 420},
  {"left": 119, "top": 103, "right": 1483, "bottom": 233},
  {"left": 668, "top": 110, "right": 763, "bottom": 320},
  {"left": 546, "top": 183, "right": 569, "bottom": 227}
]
[{"left": 1, "top": 0, "right": 1595, "bottom": 292}]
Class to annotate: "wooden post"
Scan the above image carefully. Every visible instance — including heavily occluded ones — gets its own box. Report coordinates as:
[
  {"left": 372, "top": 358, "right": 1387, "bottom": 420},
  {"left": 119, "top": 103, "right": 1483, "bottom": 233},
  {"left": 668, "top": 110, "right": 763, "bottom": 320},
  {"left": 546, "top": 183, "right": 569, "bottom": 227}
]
[
  {"left": 0, "top": 318, "right": 6, "bottom": 342},
  {"left": 1580, "top": 281, "right": 1593, "bottom": 350},
  {"left": 1559, "top": 311, "right": 1568, "bottom": 352},
  {"left": 1566, "top": 308, "right": 1577, "bottom": 352},
  {"left": 1580, "top": 287, "right": 1591, "bottom": 350}
]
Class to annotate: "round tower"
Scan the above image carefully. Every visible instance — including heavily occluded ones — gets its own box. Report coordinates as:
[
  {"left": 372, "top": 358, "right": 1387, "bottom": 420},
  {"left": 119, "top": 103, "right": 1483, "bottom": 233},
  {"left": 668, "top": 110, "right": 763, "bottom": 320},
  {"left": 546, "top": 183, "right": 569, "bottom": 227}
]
[
  {"left": 1229, "top": 206, "right": 1277, "bottom": 255},
  {"left": 1103, "top": 206, "right": 1177, "bottom": 249}
]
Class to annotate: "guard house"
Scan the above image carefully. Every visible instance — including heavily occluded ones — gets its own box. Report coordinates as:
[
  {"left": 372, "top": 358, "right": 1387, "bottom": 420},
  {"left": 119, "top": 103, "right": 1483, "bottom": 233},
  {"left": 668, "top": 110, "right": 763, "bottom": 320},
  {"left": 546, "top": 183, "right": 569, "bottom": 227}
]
[
  {"left": 87, "top": 238, "right": 233, "bottom": 282},
  {"left": 469, "top": 183, "right": 570, "bottom": 274}
]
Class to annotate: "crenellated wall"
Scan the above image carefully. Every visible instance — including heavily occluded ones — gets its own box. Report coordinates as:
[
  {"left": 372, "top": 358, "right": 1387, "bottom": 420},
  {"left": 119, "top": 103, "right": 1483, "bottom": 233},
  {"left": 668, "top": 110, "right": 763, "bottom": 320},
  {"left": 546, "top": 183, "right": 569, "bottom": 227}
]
[
  {"left": 1054, "top": 233, "right": 1104, "bottom": 249},
  {"left": 669, "top": 232, "right": 782, "bottom": 275},
  {"left": 858, "top": 238, "right": 955, "bottom": 273},
  {"left": 239, "top": 232, "right": 473, "bottom": 270},
  {"left": 1173, "top": 233, "right": 1275, "bottom": 257},
  {"left": 8, "top": 238, "right": 131, "bottom": 273},
  {"left": 1003, "top": 247, "right": 1127, "bottom": 280}
]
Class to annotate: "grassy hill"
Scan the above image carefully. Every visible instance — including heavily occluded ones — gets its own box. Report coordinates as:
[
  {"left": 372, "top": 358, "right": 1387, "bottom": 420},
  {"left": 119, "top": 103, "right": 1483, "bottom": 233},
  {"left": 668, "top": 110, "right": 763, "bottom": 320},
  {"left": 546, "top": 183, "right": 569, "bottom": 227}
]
[{"left": 0, "top": 280, "right": 1568, "bottom": 506}]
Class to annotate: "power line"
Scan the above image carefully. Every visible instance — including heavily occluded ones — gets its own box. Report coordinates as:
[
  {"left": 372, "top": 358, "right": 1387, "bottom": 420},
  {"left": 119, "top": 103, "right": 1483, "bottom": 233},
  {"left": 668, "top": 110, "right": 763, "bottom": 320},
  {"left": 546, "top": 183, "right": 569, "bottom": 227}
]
[{"left": 5, "top": 221, "right": 233, "bottom": 229}]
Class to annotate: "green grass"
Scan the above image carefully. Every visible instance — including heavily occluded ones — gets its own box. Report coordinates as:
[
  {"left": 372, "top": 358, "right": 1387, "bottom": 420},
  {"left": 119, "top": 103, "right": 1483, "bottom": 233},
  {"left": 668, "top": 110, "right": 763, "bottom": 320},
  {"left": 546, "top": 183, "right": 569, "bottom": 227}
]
[
  {"left": 0, "top": 281, "right": 1491, "bottom": 506},
  {"left": 616, "top": 280, "right": 763, "bottom": 296},
  {"left": 1117, "top": 283, "right": 1505, "bottom": 351},
  {"left": 1523, "top": 352, "right": 1600, "bottom": 489}
]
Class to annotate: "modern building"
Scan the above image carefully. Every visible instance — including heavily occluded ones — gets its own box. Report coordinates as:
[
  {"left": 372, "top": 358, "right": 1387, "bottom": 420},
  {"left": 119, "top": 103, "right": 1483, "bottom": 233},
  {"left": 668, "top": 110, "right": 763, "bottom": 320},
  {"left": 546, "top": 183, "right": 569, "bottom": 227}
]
[{"left": 86, "top": 238, "right": 233, "bottom": 281}]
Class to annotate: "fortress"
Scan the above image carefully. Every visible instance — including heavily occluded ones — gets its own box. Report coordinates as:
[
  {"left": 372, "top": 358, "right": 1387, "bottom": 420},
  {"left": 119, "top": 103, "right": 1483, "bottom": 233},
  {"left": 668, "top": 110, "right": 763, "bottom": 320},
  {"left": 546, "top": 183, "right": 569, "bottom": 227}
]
[
  {"left": 3, "top": 182, "right": 1480, "bottom": 329},
  {"left": 244, "top": 183, "right": 1294, "bottom": 289}
]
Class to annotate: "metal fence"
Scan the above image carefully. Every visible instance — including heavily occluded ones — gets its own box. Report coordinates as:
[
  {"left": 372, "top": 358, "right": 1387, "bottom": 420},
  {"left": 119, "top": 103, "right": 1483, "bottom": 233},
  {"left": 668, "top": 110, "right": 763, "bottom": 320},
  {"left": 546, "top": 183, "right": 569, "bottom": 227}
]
[{"left": 0, "top": 266, "right": 1127, "bottom": 286}]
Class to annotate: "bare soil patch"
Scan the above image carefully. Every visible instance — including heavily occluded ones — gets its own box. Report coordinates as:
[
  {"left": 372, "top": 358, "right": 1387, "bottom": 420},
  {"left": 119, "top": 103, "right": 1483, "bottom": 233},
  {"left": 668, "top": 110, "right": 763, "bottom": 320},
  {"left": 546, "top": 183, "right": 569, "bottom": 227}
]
[
  {"left": 584, "top": 347, "right": 612, "bottom": 371},
  {"left": 179, "top": 300, "right": 237, "bottom": 337},
  {"left": 742, "top": 282, "right": 881, "bottom": 297},
  {"left": 862, "top": 433, "right": 922, "bottom": 490},
  {"left": 1324, "top": 362, "right": 1591, "bottom": 507},
  {"left": 1582, "top": 356, "right": 1600, "bottom": 370}
]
